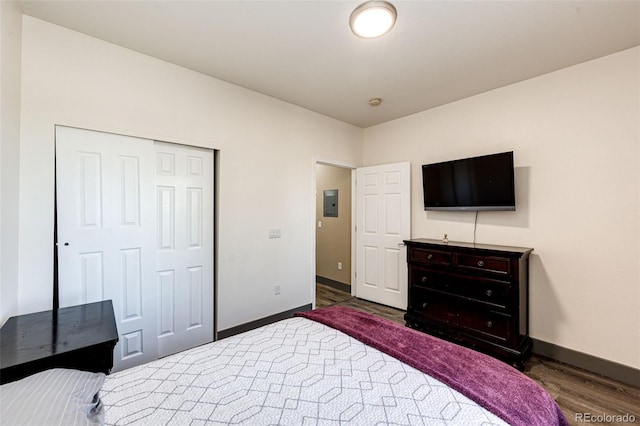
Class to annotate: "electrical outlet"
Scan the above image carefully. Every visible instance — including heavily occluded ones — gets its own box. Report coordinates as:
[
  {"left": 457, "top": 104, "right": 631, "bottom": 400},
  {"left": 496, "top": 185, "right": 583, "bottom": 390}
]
[
  {"left": 274, "top": 285, "right": 281, "bottom": 295},
  {"left": 337, "top": 262, "right": 343, "bottom": 270}
]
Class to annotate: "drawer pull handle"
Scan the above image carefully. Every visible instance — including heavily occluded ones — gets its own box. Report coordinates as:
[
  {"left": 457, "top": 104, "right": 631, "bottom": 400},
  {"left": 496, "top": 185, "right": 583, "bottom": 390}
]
[
  {"left": 422, "top": 302, "right": 428, "bottom": 309},
  {"left": 421, "top": 276, "right": 427, "bottom": 283},
  {"left": 486, "top": 289, "right": 493, "bottom": 297},
  {"left": 486, "top": 321, "right": 493, "bottom": 328},
  {"left": 477, "top": 260, "right": 485, "bottom": 267},
  {"left": 427, "top": 254, "right": 433, "bottom": 260}
]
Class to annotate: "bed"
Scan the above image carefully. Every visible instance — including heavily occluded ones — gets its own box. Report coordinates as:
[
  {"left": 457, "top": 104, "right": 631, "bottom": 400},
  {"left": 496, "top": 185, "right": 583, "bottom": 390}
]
[{"left": 0, "top": 306, "right": 568, "bottom": 425}]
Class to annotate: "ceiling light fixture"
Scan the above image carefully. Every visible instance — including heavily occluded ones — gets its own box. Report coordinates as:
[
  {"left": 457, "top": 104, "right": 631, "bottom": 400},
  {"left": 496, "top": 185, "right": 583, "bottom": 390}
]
[
  {"left": 368, "top": 98, "right": 382, "bottom": 107},
  {"left": 350, "top": 1, "right": 397, "bottom": 39}
]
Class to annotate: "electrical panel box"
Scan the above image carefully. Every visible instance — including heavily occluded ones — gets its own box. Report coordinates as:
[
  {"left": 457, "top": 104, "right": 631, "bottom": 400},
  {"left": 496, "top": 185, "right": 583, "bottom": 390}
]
[{"left": 323, "top": 189, "right": 338, "bottom": 217}]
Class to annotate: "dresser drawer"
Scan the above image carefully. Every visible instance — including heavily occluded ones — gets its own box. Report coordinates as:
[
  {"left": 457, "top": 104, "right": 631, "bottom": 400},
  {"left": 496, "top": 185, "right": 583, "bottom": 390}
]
[
  {"left": 410, "top": 288, "right": 510, "bottom": 344},
  {"left": 411, "top": 269, "right": 510, "bottom": 309},
  {"left": 457, "top": 254, "right": 510, "bottom": 277},
  {"left": 457, "top": 308, "right": 511, "bottom": 344},
  {"left": 410, "top": 248, "right": 452, "bottom": 268}
]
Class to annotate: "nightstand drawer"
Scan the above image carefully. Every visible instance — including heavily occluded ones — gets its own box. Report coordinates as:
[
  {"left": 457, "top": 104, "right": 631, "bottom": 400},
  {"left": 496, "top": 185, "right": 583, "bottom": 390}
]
[{"left": 457, "top": 254, "right": 510, "bottom": 277}]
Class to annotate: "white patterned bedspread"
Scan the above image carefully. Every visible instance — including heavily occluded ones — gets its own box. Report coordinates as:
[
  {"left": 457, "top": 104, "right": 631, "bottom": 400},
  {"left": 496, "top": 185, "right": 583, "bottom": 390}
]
[{"left": 102, "top": 317, "right": 508, "bottom": 425}]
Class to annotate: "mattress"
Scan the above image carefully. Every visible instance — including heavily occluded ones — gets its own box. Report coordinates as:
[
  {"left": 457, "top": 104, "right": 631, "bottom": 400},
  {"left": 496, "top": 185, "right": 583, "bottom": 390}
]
[
  {"left": 101, "top": 306, "right": 568, "bottom": 425},
  {"left": 102, "top": 317, "right": 508, "bottom": 425}
]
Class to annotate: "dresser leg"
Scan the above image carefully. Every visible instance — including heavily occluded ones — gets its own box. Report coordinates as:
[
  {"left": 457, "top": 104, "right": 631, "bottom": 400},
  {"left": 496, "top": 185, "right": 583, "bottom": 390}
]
[{"left": 512, "top": 359, "right": 525, "bottom": 371}]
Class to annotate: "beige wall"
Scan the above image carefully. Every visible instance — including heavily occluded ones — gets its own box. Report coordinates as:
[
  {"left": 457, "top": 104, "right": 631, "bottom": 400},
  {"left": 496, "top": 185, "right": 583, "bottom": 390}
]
[
  {"left": 8, "top": 16, "right": 362, "bottom": 330},
  {"left": 315, "top": 164, "right": 351, "bottom": 285},
  {"left": 363, "top": 47, "right": 640, "bottom": 369}
]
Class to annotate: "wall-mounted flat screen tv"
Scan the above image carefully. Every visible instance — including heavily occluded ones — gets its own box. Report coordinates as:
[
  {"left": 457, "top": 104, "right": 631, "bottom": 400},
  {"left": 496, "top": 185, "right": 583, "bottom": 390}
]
[{"left": 422, "top": 151, "right": 515, "bottom": 211}]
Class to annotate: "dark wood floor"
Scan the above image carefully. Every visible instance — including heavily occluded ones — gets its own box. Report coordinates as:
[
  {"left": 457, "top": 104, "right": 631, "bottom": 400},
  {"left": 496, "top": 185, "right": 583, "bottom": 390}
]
[{"left": 316, "top": 283, "right": 640, "bottom": 426}]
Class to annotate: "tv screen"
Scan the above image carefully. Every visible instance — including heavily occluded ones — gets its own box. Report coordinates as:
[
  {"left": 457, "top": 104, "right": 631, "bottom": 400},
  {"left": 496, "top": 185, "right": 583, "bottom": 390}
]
[{"left": 422, "top": 151, "right": 515, "bottom": 211}]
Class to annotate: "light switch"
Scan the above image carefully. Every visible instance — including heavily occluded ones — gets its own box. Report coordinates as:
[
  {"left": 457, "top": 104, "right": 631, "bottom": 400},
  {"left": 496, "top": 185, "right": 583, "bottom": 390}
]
[{"left": 268, "top": 228, "right": 282, "bottom": 239}]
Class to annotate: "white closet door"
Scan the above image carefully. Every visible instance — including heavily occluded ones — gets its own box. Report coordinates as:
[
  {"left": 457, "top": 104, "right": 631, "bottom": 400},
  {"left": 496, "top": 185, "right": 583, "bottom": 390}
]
[
  {"left": 56, "top": 127, "right": 215, "bottom": 371},
  {"left": 155, "top": 142, "right": 214, "bottom": 358},
  {"left": 355, "top": 162, "right": 410, "bottom": 310},
  {"left": 56, "top": 126, "right": 158, "bottom": 371}
]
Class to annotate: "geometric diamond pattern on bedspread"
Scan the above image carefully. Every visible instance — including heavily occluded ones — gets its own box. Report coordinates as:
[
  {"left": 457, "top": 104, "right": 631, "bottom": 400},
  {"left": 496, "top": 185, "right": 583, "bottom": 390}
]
[{"left": 102, "top": 317, "right": 508, "bottom": 425}]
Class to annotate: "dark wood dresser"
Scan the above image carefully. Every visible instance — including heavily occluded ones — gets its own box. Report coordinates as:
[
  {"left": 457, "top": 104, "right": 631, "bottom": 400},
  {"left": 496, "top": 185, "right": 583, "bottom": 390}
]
[
  {"left": 404, "top": 238, "right": 533, "bottom": 369},
  {"left": 0, "top": 300, "right": 119, "bottom": 384}
]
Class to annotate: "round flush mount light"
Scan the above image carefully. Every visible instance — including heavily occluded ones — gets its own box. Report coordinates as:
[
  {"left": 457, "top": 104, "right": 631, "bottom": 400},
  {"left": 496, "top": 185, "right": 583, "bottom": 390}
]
[
  {"left": 350, "top": 1, "right": 397, "bottom": 39},
  {"left": 368, "top": 98, "right": 382, "bottom": 107}
]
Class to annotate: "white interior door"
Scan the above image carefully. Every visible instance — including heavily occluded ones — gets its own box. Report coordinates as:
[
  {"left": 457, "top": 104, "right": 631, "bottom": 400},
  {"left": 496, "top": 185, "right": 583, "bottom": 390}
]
[
  {"left": 155, "top": 142, "right": 214, "bottom": 358},
  {"left": 355, "top": 162, "right": 410, "bottom": 309},
  {"left": 56, "top": 126, "right": 158, "bottom": 371},
  {"left": 56, "top": 126, "right": 215, "bottom": 371}
]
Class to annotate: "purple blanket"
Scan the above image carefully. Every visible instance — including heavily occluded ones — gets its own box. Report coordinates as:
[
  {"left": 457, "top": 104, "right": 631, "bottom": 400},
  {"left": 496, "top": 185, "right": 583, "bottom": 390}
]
[{"left": 296, "top": 306, "right": 568, "bottom": 426}]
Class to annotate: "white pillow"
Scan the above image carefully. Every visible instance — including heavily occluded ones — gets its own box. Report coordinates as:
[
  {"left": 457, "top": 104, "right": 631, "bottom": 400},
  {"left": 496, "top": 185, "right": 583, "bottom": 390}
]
[{"left": 0, "top": 368, "right": 105, "bottom": 425}]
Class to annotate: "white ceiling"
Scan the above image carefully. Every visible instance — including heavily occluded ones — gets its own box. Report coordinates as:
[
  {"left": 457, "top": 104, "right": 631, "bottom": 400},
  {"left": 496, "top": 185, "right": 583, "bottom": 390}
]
[{"left": 18, "top": 0, "right": 640, "bottom": 128}]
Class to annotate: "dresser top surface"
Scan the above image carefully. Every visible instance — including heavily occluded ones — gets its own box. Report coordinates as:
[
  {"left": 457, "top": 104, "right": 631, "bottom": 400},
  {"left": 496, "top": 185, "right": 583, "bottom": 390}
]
[
  {"left": 0, "top": 300, "right": 118, "bottom": 369},
  {"left": 405, "top": 238, "right": 533, "bottom": 256}
]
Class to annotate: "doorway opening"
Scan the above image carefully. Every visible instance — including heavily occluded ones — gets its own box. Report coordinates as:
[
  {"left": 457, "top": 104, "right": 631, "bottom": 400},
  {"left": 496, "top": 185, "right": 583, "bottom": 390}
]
[
  {"left": 312, "top": 160, "right": 410, "bottom": 311},
  {"left": 314, "top": 162, "right": 354, "bottom": 308}
]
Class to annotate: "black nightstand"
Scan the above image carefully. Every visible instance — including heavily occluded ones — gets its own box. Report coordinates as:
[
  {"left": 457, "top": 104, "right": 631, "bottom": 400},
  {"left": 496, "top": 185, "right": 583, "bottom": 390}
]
[{"left": 0, "top": 300, "right": 119, "bottom": 384}]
